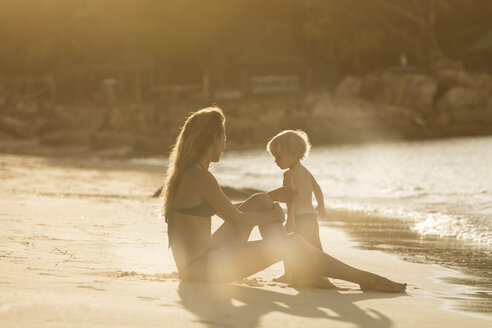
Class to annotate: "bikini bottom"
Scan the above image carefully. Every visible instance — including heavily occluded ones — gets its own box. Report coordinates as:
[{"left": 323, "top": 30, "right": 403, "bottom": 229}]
[{"left": 179, "top": 248, "right": 217, "bottom": 282}]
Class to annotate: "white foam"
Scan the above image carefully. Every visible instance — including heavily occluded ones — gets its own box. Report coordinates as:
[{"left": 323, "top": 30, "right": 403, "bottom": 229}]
[
  {"left": 413, "top": 212, "right": 491, "bottom": 246},
  {"left": 209, "top": 136, "right": 492, "bottom": 247}
]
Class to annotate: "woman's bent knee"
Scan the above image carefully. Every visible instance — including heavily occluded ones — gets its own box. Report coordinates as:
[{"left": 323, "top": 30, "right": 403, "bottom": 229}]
[
  {"left": 244, "top": 192, "right": 273, "bottom": 211},
  {"left": 255, "top": 192, "right": 273, "bottom": 205}
]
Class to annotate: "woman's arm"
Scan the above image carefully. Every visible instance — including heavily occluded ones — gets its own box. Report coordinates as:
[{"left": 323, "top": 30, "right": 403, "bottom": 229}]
[
  {"left": 310, "top": 173, "right": 326, "bottom": 218},
  {"left": 267, "top": 186, "right": 298, "bottom": 204},
  {"left": 283, "top": 170, "right": 297, "bottom": 232},
  {"left": 198, "top": 171, "right": 284, "bottom": 227}
]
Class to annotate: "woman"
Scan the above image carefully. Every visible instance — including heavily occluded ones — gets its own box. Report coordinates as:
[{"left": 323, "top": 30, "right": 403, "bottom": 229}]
[{"left": 161, "top": 106, "right": 406, "bottom": 292}]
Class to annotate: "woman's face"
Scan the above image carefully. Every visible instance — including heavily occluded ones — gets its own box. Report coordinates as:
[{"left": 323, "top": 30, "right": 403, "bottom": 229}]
[{"left": 211, "top": 129, "right": 226, "bottom": 162}]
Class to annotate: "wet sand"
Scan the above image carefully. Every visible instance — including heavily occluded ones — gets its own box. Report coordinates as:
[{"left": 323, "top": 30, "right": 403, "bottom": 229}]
[
  {"left": 322, "top": 212, "right": 492, "bottom": 315},
  {"left": 0, "top": 153, "right": 491, "bottom": 327}
]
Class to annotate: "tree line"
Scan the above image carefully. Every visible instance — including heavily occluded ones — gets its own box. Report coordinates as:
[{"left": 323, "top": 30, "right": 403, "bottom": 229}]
[{"left": 1, "top": 0, "right": 491, "bottom": 97}]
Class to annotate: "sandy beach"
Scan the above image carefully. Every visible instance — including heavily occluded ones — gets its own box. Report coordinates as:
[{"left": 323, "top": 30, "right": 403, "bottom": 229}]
[{"left": 0, "top": 152, "right": 491, "bottom": 327}]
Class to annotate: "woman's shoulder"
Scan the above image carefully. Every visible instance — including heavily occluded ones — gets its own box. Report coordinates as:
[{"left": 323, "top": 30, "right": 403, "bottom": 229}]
[{"left": 182, "top": 166, "right": 216, "bottom": 184}]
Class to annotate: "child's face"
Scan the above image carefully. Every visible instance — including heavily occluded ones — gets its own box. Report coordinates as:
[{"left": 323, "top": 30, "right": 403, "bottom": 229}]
[{"left": 273, "top": 152, "right": 296, "bottom": 170}]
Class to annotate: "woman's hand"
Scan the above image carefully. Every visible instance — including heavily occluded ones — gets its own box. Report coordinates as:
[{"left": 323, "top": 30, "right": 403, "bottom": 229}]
[
  {"left": 268, "top": 187, "right": 298, "bottom": 204},
  {"left": 272, "top": 202, "right": 285, "bottom": 223}
]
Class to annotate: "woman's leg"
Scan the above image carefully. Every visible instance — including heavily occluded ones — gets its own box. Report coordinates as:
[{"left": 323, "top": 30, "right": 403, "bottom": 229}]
[
  {"left": 215, "top": 194, "right": 331, "bottom": 286},
  {"left": 211, "top": 193, "right": 274, "bottom": 248},
  {"left": 207, "top": 193, "right": 405, "bottom": 292},
  {"left": 202, "top": 232, "right": 406, "bottom": 292}
]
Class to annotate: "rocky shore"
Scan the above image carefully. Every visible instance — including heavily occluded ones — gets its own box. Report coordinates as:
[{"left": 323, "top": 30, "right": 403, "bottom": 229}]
[{"left": 1, "top": 61, "right": 491, "bottom": 155}]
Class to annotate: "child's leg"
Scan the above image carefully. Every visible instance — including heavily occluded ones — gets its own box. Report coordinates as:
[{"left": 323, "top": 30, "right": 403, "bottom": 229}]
[
  {"left": 271, "top": 214, "right": 318, "bottom": 284},
  {"left": 289, "top": 213, "right": 337, "bottom": 288},
  {"left": 295, "top": 213, "right": 323, "bottom": 250}
]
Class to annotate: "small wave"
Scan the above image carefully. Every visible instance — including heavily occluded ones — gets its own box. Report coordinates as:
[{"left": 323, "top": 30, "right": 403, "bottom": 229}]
[
  {"left": 327, "top": 202, "right": 492, "bottom": 247},
  {"left": 412, "top": 212, "right": 491, "bottom": 246}
]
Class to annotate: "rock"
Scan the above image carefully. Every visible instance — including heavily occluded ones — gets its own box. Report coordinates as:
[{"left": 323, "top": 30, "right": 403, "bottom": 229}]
[
  {"left": 436, "top": 87, "right": 490, "bottom": 112},
  {"left": 36, "top": 118, "right": 63, "bottom": 135},
  {"left": 432, "top": 58, "right": 465, "bottom": 72},
  {"left": 153, "top": 187, "right": 162, "bottom": 198},
  {"left": 40, "top": 129, "right": 91, "bottom": 146},
  {"left": 434, "top": 112, "right": 451, "bottom": 126},
  {"left": 434, "top": 62, "right": 492, "bottom": 90},
  {"left": 37, "top": 108, "right": 85, "bottom": 133},
  {"left": 486, "top": 95, "right": 492, "bottom": 109},
  {"left": 411, "top": 115, "right": 427, "bottom": 127},
  {"left": 133, "top": 135, "right": 171, "bottom": 155},
  {"left": 89, "top": 131, "right": 134, "bottom": 150},
  {"left": 279, "top": 110, "right": 310, "bottom": 131},
  {"left": 334, "top": 76, "right": 363, "bottom": 98},
  {"left": 449, "top": 107, "right": 492, "bottom": 124},
  {"left": 259, "top": 109, "right": 284, "bottom": 132},
  {"left": 0, "top": 116, "right": 32, "bottom": 138},
  {"left": 311, "top": 93, "right": 336, "bottom": 118},
  {"left": 227, "top": 118, "right": 270, "bottom": 145},
  {"left": 358, "top": 71, "right": 437, "bottom": 112}
]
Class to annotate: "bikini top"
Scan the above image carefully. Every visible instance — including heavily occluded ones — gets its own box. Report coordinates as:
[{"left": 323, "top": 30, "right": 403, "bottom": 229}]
[
  {"left": 173, "top": 200, "right": 216, "bottom": 218},
  {"left": 166, "top": 163, "right": 217, "bottom": 248},
  {"left": 166, "top": 199, "right": 216, "bottom": 249}
]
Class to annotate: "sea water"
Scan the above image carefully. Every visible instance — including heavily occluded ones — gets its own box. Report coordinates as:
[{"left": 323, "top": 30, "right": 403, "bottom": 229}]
[
  {"left": 212, "top": 136, "right": 492, "bottom": 247},
  {"left": 210, "top": 135, "right": 492, "bottom": 315}
]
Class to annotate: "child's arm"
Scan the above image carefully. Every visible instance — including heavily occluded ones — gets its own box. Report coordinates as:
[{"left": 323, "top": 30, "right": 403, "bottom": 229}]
[
  {"left": 310, "top": 172, "right": 326, "bottom": 218},
  {"left": 283, "top": 170, "right": 296, "bottom": 232}
]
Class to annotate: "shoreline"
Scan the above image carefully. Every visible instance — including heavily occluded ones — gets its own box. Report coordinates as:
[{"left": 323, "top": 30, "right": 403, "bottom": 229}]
[
  {"left": 2, "top": 133, "right": 492, "bottom": 160},
  {"left": 321, "top": 209, "right": 492, "bottom": 316},
  {"left": 0, "top": 152, "right": 491, "bottom": 327}
]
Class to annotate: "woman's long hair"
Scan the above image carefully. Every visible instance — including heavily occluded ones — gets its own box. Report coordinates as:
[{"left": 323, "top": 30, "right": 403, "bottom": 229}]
[{"left": 161, "top": 107, "right": 225, "bottom": 220}]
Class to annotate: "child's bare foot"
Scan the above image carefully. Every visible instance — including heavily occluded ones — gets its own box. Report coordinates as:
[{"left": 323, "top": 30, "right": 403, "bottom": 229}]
[
  {"left": 273, "top": 273, "right": 290, "bottom": 283},
  {"left": 359, "top": 275, "right": 407, "bottom": 293}
]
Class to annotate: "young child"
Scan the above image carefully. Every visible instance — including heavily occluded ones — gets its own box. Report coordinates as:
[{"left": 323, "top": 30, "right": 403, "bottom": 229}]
[{"left": 267, "top": 130, "right": 334, "bottom": 287}]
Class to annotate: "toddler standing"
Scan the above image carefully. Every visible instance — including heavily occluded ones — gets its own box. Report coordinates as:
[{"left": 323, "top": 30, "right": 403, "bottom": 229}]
[{"left": 267, "top": 130, "right": 334, "bottom": 287}]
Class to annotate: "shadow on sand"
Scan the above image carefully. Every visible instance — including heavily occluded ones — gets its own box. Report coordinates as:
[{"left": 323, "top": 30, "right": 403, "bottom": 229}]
[{"left": 178, "top": 282, "right": 406, "bottom": 327}]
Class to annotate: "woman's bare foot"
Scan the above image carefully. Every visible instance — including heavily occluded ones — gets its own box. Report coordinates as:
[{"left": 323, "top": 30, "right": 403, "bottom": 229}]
[
  {"left": 273, "top": 273, "right": 290, "bottom": 283},
  {"left": 359, "top": 274, "right": 407, "bottom": 293},
  {"left": 292, "top": 276, "right": 338, "bottom": 289}
]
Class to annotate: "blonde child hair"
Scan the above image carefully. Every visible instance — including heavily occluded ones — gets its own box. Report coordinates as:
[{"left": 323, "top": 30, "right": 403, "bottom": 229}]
[{"left": 266, "top": 130, "right": 311, "bottom": 160}]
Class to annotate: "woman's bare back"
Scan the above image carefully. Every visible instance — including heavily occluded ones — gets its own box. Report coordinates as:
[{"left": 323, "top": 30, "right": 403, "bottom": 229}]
[{"left": 170, "top": 167, "right": 213, "bottom": 271}]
